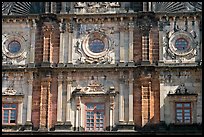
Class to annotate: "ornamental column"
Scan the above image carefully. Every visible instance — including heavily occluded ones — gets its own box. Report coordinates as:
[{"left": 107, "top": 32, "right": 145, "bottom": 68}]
[
  {"left": 51, "top": 2, "right": 56, "bottom": 13},
  {"left": 67, "top": 19, "right": 73, "bottom": 64},
  {"left": 57, "top": 73, "right": 63, "bottom": 122},
  {"left": 65, "top": 74, "right": 72, "bottom": 129},
  {"left": 128, "top": 70, "right": 134, "bottom": 123},
  {"left": 61, "top": 2, "right": 67, "bottom": 13},
  {"left": 143, "top": 2, "right": 148, "bottom": 12},
  {"left": 45, "top": 2, "right": 50, "bottom": 13},
  {"left": 158, "top": 17, "right": 165, "bottom": 64},
  {"left": 29, "top": 19, "right": 36, "bottom": 66},
  {"left": 75, "top": 96, "right": 81, "bottom": 131},
  {"left": 59, "top": 19, "right": 65, "bottom": 65},
  {"left": 128, "top": 21, "right": 134, "bottom": 63},
  {"left": 109, "top": 96, "right": 114, "bottom": 131},
  {"left": 119, "top": 71, "right": 124, "bottom": 122},
  {"left": 119, "top": 17, "right": 125, "bottom": 64},
  {"left": 25, "top": 72, "right": 33, "bottom": 130}
]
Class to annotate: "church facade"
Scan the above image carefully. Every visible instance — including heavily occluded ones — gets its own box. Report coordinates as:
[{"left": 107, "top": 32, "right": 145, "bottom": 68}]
[{"left": 2, "top": 2, "right": 202, "bottom": 134}]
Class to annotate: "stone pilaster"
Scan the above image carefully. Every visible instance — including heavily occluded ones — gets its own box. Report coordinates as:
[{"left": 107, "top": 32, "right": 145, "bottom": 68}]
[
  {"left": 128, "top": 71, "right": 134, "bottom": 123},
  {"left": 119, "top": 72, "right": 124, "bottom": 122},
  {"left": 109, "top": 96, "right": 114, "bottom": 131},
  {"left": 57, "top": 73, "right": 63, "bottom": 122},
  {"left": 59, "top": 19, "right": 65, "bottom": 66},
  {"left": 119, "top": 18, "right": 125, "bottom": 63},
  {"left": 129, "top": 22, "right": 134, "bottom": 63},
  {"left": 67, "top": 20, "right": 73, "bottom": 64},
  {"left": 60, "top": 2, "right": 67, "bottom": 13},
  {"left": 24, "top": 72, "right": 33, "bottom": 130},
  {"left": 29, "top": 19, "right": 36, "bottom": 67}
]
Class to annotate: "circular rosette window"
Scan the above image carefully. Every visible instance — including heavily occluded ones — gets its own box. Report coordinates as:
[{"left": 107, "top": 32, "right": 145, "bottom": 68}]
[
  {"left": 169, "top": 32, "right": 195, "bottom": 56},
  {"left": 82, "top": 31, "right": 110, "bottom": 58},
  {"left": 2, "top": 35, "right": 26, "bottom": 58}
]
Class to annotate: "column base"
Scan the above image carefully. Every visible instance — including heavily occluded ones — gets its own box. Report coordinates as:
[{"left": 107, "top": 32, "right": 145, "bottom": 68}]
[
  {"left": 28, "top": 63, "right": 35, "bottom": 68},
  {"left": 55, "top": 121, "right": 72, "bottom": 131},
  {"left": 141, "top": 61, "right": 150, "bottom": 65},
  {"left": 38, "top": 127, "right": 48, "bottom": 132},
  {"left": 41, "top": 62, "right": 51, "bottom": 67},
  {"left": 115, "top": 122, "right": 135, "bottom": 131},
  {"left": 23, "top": 121, "right": 33, "bottom": 131},
  {"left": 58, "top": 63, "right": 65, "bottom": 67}
]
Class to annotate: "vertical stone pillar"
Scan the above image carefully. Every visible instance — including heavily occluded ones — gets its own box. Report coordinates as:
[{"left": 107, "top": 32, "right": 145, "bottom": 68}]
[
  {"left": 25, "top": 72, "right": 33, "bottom": 129},
  {"left": 59, "top": 19, "right": 65, "bottom": 65},
  {"left": 119, "top": 71, "right": 124, "bottom": 122},
  {"left": 29, "top": 19, "right": 36, "bottom": 65},
  {"left": 148, "top": 2, "right": 152, "bottom": 11},
  {"left": 119, "top": 18, "right": 125, "bottom": 63},
  {"left": 65, "top": 74, "right": 72, "bottom": 129},
  {"left": 128, "top": 70, "right": 134, "bottom": 123},
  {"left": 194, "top": 16, "right": 201, "bottom": 62},
  {"left": 61, "top": 2, "right": 67, "bottom": 13},
  {"left": 129, "top": 22, "right": 134, "bottom": 63},
  {"left": 148, "top": 81, "right": 151, "bottom": 122},
  {"left": 109, "top": 96, "right": 114, "bottom": 131},
  {"left": 45, "top": 2, "right": 50, "bottom": 13},
  {"left": 75, "top": 96, "right": 81, "bottom": 131},
  {"left": 143, "top": 2, "right": 148, "bottom": 12},
  {"left": 69, "top": 2, "right": 74, "bottom": 13},
  {"left": 158, "top": 19, "right": 164, "bottom": 63},
  {"left": 18, "top": 102, "right": 23, "bottom": 124},
  {"left": 51, "top": 2, "right": 56, "bottom": 13},
  {"left": 68, "top": 20, "right": 73, "bottom": 64},
  {"left": 57, "top": 73, "right": 63, "bottom": 122}
]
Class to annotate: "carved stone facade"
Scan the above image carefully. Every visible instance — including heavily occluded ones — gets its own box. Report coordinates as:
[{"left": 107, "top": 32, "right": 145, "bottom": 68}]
[{"left": 2, "top": 2, "right": 202, "bottom": 134}]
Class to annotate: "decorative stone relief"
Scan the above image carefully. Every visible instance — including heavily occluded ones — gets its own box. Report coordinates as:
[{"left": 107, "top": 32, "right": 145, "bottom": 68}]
[
  {"left": 74, "top": 2, "right": 120, "bottom": 13},
  {"left": 2, "top": 86, "right": 17, "bottom": 95},
  {"left": 168, "top": 83, "right": 193, "bottom": 94},
  {"left": 2, "top": 32, "right": 28, "bottom": 66},
  {"left": 161, "top": 16, "right": 200, "bottom": 63},
  {"left": 74, "top": 26, "right": 115, "bottom": 64}
]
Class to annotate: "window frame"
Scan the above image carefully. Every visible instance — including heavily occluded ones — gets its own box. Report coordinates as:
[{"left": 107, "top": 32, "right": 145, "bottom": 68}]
[
  {"left": 175, "top": 102, "right": 192, "bottom": 124},
  {"left": 85, "top": 102, "right": 105, "bottom": 131},
  {"left": 2, "top": 103, "right": 18, "bottom": 125}
]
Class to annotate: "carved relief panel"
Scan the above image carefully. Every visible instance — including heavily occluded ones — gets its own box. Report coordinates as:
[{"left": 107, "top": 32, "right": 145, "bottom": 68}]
[
  {"left": 160, "top": 15, "right": 201, "bottom": 65},
  {"left": 2, "top": 21, "right": 31, "bottom": 66},
  {"left": 73, "top": 23, "right": 117, "bottom": 64}
]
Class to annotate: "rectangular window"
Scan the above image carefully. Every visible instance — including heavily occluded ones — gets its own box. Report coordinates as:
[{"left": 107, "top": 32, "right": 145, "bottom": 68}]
[
  {"left": 175, "top": 102, "right": 191, "bottom": 124},
  {"left": 85, "top": 103, "right": 105, "bottom": 131},
  {"left": 2, "top": 104, "right": 17, "bottom": 125}
]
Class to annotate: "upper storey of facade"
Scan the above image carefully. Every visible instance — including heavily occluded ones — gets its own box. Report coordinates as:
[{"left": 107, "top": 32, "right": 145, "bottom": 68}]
[
  {"left": 2, "top": 2, "right": 202, "bottom": 15},
  {"left": 2, "top": 2, "right": 202, "bottom": 68}
]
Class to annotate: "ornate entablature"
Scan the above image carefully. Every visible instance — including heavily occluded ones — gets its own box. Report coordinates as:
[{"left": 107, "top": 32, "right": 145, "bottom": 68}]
[
  {"left": 74, "top": 2, "right": 121, "bottom": 14},
  {"left": 2, "top": 33, "right": 28, "bottom": 66}
]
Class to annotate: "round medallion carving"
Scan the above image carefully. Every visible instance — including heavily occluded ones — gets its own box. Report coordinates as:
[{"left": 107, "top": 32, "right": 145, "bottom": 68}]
[
  {"left": 2, "top": 35, "right": 26, "bottom": 58},
  {"left": 169, "top": 32, "right": 195, "bottom": 56},
  {"left": 82, "top": 31, "right": 110, "bottom": 58}
]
